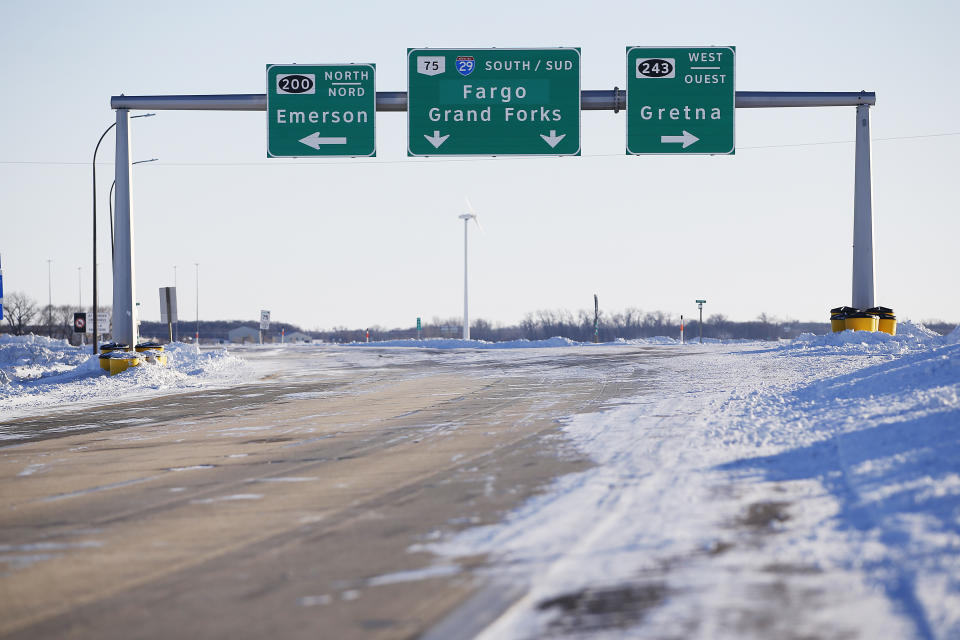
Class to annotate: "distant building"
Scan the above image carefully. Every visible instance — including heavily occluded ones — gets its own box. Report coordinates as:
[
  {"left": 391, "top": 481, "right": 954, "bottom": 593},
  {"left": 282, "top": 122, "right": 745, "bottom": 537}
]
[
  {"left": 228, "top": 326, "right": 260, "bottom": 343},
  {"left": 283, "top": 331, "right": 312, "bottom": 343}
]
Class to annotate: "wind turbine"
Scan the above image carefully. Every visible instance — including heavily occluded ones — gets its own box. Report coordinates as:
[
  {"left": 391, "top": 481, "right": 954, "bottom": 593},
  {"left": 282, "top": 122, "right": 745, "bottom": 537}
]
[{"left": 459, "top": 197, "right": 483, "bottom": 340}]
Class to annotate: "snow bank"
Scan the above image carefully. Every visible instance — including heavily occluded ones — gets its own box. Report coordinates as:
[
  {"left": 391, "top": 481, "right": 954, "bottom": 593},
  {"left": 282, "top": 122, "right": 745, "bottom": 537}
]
[
  {"left": 781, "top": 319, "right": 949, "bottom": 354},
  {"left": 0, "top": 336, "right": 251, "bottom": 421},
  {"left": 428, "top": 322, "right": 960, "bottom": 638}
]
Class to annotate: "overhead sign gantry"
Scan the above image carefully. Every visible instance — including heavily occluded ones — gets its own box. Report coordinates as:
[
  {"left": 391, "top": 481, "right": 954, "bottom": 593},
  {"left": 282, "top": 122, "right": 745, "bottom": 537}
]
[{"left": 104, "top": 47, "right": 878, "bottom": 352}]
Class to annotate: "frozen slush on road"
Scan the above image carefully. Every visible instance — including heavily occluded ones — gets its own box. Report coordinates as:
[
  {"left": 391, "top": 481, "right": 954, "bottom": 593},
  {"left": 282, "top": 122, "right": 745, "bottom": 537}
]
[{"left": 428, "top": 322, "right": 960, "bottom": 639}]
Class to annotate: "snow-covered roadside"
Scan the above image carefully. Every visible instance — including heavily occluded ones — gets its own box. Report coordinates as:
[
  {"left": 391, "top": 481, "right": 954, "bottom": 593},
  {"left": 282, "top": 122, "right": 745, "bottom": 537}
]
[
  {"left": 429, "top": 322, "right": 960, "bottom": 639},
  {"left": 0, "top": 335, "right": 251, "bottom": 423}
]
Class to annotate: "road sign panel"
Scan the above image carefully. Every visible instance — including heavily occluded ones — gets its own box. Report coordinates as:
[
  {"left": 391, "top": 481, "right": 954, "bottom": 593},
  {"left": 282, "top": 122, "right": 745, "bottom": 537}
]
[
  {"left": 626, "top": 47, "right": 735, "bottom": 155},
  {"left": 73, "top": 312, "right": 87, "bottom": 334},
  {"left": 407, "top": 48, "right": 580, "bottom": 156},
  {"left": 267, "top": 64, "right": 376, "bottom": 157},
  {"left": 260, "top": 310, "right": 271, "bottom": 330}
]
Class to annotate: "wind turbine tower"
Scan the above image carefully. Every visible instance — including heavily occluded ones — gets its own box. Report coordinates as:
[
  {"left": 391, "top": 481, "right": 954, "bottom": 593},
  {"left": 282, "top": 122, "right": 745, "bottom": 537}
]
[{"left": 459, "top": 198, "right": 482, "bottom": 340}]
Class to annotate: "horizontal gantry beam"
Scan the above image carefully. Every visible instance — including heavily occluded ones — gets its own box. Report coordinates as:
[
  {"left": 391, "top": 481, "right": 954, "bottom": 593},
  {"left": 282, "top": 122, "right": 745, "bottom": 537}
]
[{"left": 111, "top": 90, "right": 876, "bottom": 112}]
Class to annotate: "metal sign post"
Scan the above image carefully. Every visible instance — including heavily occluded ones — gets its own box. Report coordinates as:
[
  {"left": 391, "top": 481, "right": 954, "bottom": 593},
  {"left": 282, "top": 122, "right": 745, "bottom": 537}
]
[
  {"left": 259, "top": 310, "right": 271, "bottom": 344},
  {"left": 110, "top": 82, "right": 877, "bottom": 339},
  {"left": 159, "top": 287, "right": 178, "bottom": 344},
  {"left": 112, "top": 109, "right": 136, "bottom": 349},
  {"left": 696, "top": 299, "right": 707, "bottom": 344}
]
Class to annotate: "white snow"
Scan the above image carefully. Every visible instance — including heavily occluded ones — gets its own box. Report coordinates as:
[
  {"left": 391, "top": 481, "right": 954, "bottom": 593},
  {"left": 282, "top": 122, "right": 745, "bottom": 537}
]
[
  {"left": 3, "top": 322, "right": 959, "bottom": 637},
  {"left": 427, "top": 321, "right": 960, "bottom": 639},
  {"left": 345, "top": 336, "right": 582, "bottom": 349},
  {"left": 0, "top": 334, "right": 251, "bottom": 422}
]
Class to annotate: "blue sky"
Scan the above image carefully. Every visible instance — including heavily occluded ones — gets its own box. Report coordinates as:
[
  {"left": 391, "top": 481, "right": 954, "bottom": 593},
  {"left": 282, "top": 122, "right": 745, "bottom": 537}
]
[{"left": 1, "top": 0, "right": 957, "bottom": 330}]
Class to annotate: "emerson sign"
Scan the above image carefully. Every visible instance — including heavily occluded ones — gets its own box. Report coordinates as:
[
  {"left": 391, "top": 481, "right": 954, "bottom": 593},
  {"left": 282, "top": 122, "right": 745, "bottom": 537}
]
[
  {"left": 267, "top": 63, "right": 376, "bottom": 157},
  {"left": 626, "top": 46, "right": 735, "bottom": 155}
]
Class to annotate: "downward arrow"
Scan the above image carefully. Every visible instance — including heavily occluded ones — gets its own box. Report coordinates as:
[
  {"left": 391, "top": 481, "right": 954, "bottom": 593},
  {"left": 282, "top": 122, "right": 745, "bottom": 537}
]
[
  {"left": 424, "top": 131, "right": 450, "bottom": 148},
  {"left": 299, "top": 133, "right": 347, "bottom": 149},
  {"left": 540, "top": 130, "right": 566, "bottom": 148},
  {"left": 660, "top": 130, "right": 699, "bottom": 149}
]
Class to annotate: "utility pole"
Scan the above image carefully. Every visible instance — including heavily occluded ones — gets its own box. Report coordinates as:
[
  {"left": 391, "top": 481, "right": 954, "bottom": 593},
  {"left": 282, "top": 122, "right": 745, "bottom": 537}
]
[
  {"left": 593, "top": 294, "right": 599, "bottom": 343},
  {"left": 78, "top": 266, "right": 84, "bottom": 346}
]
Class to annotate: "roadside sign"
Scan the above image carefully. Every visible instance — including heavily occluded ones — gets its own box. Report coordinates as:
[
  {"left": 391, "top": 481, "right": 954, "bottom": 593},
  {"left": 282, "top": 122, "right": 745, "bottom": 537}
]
[
  {"left": 696, "top": 299, "right": 707, "bottom": 304},
  {"left": 159, "top": 287, "right": 178, "bottom": 323},
  {"left": 260, "top": 310, "right": 271, "bottom": 330},
  {"left": 73, "top": 312, "right": 87, "bottom": 334},
  {"left": 407, "top": 48, "right": 581, "bottom": 156},
  {"left": 267, "top": 64, "right": 376, "bottom": 157},
  {"left": 416, "top": 317, "right": 421, "bottom": 331},
  {"left": 626, "top": 47, "right": 735, "bottom": 155},
  {"left": 97, "top": 311, "right": 110, "bottom": 335}
]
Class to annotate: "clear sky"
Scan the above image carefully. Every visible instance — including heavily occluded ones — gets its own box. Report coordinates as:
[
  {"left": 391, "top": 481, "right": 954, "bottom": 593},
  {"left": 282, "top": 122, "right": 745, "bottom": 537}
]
[{"left": 1, "top": 0, "right": 958, "bottom": 331}]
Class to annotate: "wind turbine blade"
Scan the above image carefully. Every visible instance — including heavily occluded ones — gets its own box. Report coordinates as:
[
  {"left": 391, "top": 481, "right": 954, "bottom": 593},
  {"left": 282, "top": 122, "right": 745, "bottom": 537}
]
[
  {"left": 473, "top": 215, "right": 484, "bottom": 233},
  {"left": 464, "top": 196, "right": 476, "bottom": 215}
]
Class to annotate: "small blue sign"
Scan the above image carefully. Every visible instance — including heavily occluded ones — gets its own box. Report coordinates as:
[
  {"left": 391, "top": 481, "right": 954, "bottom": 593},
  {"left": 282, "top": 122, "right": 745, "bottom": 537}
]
[{"left": 455, "top": 56, "right": 475, "bottom": 76}]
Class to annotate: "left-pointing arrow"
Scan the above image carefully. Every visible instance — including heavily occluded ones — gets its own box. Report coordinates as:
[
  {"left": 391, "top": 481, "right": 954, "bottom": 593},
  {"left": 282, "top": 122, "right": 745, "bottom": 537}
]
[{"left": 299, "top": 133, "right": 348, "bottom": 149}]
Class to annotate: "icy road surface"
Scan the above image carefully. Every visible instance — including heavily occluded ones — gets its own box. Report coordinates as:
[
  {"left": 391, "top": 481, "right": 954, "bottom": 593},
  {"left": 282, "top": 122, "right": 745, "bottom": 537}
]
[{"left": 1, "top": 325, "right": 958, "bottom": 639}]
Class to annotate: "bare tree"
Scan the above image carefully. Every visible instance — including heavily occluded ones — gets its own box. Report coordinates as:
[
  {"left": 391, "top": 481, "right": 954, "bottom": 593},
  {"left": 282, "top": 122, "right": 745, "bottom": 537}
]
[{"left": 3, "top": 292, "right": 39, "bottom": 336}]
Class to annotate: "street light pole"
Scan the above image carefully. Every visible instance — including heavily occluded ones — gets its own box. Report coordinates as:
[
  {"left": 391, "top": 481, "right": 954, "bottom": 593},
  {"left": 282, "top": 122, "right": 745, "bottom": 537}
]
[
  {"left": 173, "top": 264, "right": 178, "bottom": 342},
  {"left": 46, "top": 259, "right": 52, "bottom": 337},
  {"left": 194, "top": 262, "right": 199, "bottom": 344},
  {"left": 92, "top": 113, "right": 154, "bottom": 353}
]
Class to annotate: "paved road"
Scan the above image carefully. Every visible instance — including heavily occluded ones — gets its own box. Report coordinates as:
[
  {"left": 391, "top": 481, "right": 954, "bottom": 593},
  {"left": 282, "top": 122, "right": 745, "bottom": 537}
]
[{"left": 0, "top": 345, "right": 666, "bottom": 639}]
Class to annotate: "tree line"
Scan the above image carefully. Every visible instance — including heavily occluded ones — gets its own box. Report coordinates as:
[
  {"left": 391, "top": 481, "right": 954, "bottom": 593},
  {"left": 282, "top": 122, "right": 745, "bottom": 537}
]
[{"left": 3, "top": 291, "right": 956, "bottom": 343}]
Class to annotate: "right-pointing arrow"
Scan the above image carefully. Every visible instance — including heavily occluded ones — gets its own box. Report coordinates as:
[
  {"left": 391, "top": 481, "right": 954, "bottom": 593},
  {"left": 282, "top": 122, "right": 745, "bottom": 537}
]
[
  {"left": 424, "top": 131, "right": 450, "bottom": 148},
  {"left": 660, "top": 130, "right": 699, "bottom": 149}
]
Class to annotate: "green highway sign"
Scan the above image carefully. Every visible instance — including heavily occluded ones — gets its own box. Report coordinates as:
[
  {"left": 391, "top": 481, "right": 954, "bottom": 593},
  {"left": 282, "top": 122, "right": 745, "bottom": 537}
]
[
  {"left": 407, "top": 48, "right": 580, "bottom": 156},
  {"left": 626, "top": 47, "right": 735, "bottom": 155},
  {"left": 267, "top": 64, "right": 376, "bottom": 157}
]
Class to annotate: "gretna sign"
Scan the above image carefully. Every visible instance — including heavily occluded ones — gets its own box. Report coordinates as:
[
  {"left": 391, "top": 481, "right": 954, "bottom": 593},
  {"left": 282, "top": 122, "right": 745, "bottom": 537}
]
[
  {"left": 407, "top": 48, "right": 581, "bottom": 156},
  {"left": 626, "top": 47, "right": 735, "bottom": 155}
]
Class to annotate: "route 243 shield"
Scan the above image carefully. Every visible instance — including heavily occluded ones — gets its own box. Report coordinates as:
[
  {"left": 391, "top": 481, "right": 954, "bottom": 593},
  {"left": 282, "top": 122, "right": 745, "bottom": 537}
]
[{"left": 455, "top": 56, "right": 475, "bottom": 76}]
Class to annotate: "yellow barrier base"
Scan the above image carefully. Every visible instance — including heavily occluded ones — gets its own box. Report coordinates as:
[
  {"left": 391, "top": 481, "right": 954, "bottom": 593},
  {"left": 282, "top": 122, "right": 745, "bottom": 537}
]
[
  {"left": 99, "top": 348, "right": 168, "bottom": 376},
  {"left": 878, "top": 318, "right": 897, "bottom": 336}
]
